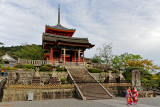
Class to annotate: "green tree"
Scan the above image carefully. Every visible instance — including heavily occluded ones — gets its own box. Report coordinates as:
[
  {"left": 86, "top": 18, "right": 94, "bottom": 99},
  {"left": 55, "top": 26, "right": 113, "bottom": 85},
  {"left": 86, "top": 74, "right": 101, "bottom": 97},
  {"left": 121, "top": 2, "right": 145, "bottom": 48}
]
[
  {"left": 91, "top": 55, "right": 105, "bottom": 63},
  {"left": 21, "top": 44, "right": 43, "bottom": 60},
  {"left": 111, "top": 53, "right": 143, "bottom": 69},
  {"left": 97, "top": 43, "right": 113, "bottom": 64}
]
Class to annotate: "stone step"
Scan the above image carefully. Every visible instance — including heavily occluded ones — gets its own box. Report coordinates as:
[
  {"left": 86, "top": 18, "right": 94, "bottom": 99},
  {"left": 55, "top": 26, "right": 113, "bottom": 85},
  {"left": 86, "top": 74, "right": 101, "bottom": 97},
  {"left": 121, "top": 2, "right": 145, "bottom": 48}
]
[{"left": 66, "top": 65, "right": 113, "bottom": 100}]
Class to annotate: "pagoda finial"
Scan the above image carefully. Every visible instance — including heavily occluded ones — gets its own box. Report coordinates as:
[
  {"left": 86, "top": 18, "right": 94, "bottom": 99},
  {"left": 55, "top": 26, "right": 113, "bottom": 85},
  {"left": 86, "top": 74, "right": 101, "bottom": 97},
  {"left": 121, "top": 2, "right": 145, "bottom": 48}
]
[{"left": 57, "top": 4, "right": 61, "bottom": 25}]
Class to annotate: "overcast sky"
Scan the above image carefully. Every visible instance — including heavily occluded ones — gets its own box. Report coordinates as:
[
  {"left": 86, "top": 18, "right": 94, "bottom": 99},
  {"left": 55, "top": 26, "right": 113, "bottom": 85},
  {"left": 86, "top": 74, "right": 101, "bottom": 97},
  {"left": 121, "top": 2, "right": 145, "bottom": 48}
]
[{"left": 0, "top": 0, "right": 160, "bottom": 65}]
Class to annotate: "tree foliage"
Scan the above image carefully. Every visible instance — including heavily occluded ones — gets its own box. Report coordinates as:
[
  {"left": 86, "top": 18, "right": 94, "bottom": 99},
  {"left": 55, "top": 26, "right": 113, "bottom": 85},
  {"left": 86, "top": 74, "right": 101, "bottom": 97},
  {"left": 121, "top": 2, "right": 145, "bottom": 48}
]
[
  {"left": 96, "top": 43, "right": 113, "bottom": 64},
  {"left": 91, "top": 55, "right": 105, "bottom": 63},
  {"left": 21, "top": 44, "right": 43, "bottom": 60},
  {"left": 111, "top": 52, "right": 159, "bottom": 72},
  {"left": 0, "top": 44, "right": 43, "bottom": 60},
  {"left": 111, "top": 52, "right": 142, "bottom": 69}
]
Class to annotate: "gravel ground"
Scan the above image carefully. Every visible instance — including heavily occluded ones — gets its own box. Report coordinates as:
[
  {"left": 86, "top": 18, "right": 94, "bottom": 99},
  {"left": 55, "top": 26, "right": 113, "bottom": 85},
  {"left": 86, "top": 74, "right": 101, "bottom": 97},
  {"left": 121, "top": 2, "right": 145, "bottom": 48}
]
[
  {"left": 0, "top": 99, "right": 108, "bottom": 107},
  {"left": 115, "top": 95, "right": 160, "bottom": 107},
  {"left": 0, "top": 96, "right": 159, "bottom": 107}
]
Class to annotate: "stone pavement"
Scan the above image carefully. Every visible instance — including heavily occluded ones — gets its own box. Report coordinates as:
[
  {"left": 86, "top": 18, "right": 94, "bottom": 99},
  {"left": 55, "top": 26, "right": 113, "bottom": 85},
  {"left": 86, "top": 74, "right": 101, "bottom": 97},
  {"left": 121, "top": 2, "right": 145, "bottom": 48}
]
[{"left": 0, "top": 96, "right": 159, "bottom": 107}]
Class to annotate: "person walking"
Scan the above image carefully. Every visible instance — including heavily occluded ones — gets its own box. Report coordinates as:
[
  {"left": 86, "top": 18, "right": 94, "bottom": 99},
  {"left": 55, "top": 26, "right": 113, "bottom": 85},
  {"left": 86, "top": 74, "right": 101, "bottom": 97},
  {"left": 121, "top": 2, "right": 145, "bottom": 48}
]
[
  {"left": 132, "top": 86, "right": 138, "bottom": 104},
  {"left": 126, "top": 87, "right": 132, "bottom": 105},
  {"left": 1, "top": 69, "right": 4, "bottom": 76}
]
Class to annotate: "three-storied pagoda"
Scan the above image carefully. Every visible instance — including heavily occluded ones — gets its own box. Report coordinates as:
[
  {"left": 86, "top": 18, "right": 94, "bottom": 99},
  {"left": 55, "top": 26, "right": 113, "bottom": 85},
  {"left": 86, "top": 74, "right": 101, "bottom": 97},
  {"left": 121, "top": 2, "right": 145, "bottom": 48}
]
[{"left": 42, "top": 5, "right": 94, "bottom": 63}]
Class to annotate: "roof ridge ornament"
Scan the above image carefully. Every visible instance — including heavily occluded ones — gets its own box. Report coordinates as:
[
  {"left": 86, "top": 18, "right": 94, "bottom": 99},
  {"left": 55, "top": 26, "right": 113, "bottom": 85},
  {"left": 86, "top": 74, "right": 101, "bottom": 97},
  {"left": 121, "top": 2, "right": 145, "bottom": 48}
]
[{"left": 57, "top": 4, "right": 61, "bottom": 26}]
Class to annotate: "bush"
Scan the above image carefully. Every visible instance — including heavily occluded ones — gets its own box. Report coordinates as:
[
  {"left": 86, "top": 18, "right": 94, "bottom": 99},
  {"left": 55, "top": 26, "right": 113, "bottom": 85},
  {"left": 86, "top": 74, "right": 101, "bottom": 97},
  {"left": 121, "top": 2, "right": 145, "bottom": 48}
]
[
  {"left": 88, "top": 68, "right": 102, "bottom": 73},
  {"left": 56, "top": 67, "right": 67, "bottom": 72},
  {"left": 14, "top": 64, "right": 24, "bottom": 68},
  {"left": 61, "top": 78, "right": 66, "bottom": 84},
  {"left": 40, "top": 65, "right": 50, "bottom": 71},
  {"left": 47, "top": 64, "right": 52, "bottom": 67},
  {"left": 14, "top": 64, "right": 35, "bottom": 70},
  {"left": 24, "top": 64, "right": 36, "bottom": 69},
  {"left": 142, "top": 79, "right": 159, "bottom": 89},
  {"left": 0, "top": 66, "right": 17, "bottom": 71},
  {"left": 0, "top": 64, "right": 4, "bottom": 68}
]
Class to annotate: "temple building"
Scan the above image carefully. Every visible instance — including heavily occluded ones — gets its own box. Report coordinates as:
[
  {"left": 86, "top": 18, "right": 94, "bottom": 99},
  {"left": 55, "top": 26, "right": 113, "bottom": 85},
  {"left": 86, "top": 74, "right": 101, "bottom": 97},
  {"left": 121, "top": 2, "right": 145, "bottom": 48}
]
[{"left": 42, "top": 5, "right": 94, "bottom": 63}]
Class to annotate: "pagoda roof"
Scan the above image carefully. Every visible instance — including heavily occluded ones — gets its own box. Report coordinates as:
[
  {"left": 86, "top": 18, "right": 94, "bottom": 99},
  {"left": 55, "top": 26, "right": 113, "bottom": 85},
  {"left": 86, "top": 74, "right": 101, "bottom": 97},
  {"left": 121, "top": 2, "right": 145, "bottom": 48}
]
[
  {"left": 47, "top": 25, "right": 76, "bottom": 31},
  {"left": 43, "top": 33, "right": 94, "bottom": 48}
]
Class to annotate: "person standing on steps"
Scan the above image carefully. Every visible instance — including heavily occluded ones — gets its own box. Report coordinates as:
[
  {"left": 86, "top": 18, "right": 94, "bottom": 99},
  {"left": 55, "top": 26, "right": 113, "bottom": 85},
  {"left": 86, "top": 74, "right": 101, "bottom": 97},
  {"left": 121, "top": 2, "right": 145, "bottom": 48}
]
[
  {"left": 126, "top": 87, "right": 132, "bottom": 105},
  {"left": 132, "top": 86, "right": 138, "bottom": 104}
]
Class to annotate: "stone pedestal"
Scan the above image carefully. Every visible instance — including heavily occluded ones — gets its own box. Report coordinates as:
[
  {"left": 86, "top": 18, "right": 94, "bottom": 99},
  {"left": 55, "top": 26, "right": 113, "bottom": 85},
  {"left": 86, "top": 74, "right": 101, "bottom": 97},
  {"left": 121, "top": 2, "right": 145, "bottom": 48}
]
[
  {"left": 116, "top": 70, "right": 126, "bottom": 83},
  {"left": 32, "top": 67, "right": 41, "bottom": 85},
  {"left": 105, "top": 70, "right": 116, "bottom": 83},
  {"left": 49, "top": 69, "right": 60, "bottom": 84}
]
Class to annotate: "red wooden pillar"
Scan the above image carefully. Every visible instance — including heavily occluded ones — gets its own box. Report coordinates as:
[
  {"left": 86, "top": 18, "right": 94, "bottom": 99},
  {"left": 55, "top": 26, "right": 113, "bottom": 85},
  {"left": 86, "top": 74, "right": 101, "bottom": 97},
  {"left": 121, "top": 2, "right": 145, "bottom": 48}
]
[
  {"left": 78, "top": 50, "right": 80, "bottom": 62},
  {"left": 60, "top": 49, "right": 62, "bottom": 61},
  {"left": 83, "top": 51, "right": 84, "bottom": 62},
  {"left": 63, "top": 48, "right": 66, "bottom": 64},
  {"left": 49, "top": 48, "right": 53, "bottom": 61},
  {"left": 72, "top": 53, "right": 73, "bottom": 62},
  {"left": 74, "top": 51, "right": 76, "bottom": 62}
]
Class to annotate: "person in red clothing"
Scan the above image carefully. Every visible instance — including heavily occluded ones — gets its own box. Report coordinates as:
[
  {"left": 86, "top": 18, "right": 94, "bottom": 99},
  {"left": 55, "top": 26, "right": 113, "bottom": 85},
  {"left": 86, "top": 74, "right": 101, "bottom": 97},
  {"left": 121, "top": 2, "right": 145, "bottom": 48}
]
[
  {"left": 132, "top": 86, "right": 138, "bottom": 104},
  {"left": 125, "top": 87, "right": 132, "bottom": 105}
]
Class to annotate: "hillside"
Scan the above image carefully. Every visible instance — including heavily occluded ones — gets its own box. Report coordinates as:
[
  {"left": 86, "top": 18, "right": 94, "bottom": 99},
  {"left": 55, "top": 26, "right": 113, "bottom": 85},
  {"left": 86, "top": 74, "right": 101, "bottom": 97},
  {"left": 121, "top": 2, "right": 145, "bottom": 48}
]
[{"left": 0, "top": 45, "right": 42, "bottom": 60}]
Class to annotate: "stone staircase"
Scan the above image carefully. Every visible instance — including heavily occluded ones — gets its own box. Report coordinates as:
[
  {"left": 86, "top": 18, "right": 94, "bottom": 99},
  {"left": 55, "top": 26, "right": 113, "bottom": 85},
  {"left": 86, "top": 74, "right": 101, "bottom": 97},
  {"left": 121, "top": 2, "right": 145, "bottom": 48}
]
[{"left": 66, "top": 65, "right": 113, "bottom": 100}]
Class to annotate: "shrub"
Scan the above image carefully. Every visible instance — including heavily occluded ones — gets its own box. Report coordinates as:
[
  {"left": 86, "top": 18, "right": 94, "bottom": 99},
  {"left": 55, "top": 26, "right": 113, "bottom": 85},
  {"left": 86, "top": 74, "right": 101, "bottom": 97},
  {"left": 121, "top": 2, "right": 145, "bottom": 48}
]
[
  {"left": 56, "top": 67, "right": 67, "bottom": 72},
  {"left": 61, "top": 78, "right": 66, "bottom": 84},
  {"left": 0, "top": 64, "right": 4, "bottom": 68},
  {"left": 14, "top": 64, "right": 24, "bottom": 68},
  {"left": 40, "top": 65, "right": 50, "bottom": 71},
  {"left": 47, "top": 64, "right": 52, "bottom": 68},
  {"left": 88, "top": 68, "right": 102, "bottom": 73},
  {"left": 0, "top": 66, "right": 17, "bottom": 71},
  {"left": 24, "top": 64, "right": 36, "bottom": 69}
]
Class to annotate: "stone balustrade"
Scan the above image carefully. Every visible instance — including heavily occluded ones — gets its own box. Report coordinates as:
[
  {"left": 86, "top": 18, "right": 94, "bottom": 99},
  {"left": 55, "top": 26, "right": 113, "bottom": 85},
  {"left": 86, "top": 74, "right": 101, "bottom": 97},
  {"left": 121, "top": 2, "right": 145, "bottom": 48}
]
[{"left": 18, "top": 58, "right": 59, "bottom": 66}]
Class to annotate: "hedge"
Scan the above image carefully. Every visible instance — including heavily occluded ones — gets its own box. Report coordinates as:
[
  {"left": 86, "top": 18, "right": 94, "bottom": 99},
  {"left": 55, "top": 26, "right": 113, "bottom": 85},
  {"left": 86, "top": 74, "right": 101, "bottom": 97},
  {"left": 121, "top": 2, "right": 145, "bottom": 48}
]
[
  {"left": 56, "top": 67, "right": 67, "bottom": 72},
  {"left": 88, "top": 68, "right": 102, "bottom": 73},
  {"left": 40, "top": 65, "right": 51, "bottom": 71}
]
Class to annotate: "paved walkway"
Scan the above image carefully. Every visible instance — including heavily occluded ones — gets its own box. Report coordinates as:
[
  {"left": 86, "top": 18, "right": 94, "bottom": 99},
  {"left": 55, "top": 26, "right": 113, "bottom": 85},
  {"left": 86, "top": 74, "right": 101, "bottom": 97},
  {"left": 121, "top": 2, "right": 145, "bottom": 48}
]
[{"left": 0, "top": 96, "right": 159, "bottom": 107}]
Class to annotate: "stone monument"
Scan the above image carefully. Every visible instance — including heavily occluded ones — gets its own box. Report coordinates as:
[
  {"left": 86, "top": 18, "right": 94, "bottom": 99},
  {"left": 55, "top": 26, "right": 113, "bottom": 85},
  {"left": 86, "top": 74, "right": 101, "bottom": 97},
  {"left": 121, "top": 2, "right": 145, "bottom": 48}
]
[
  {"left": 32, "top": 67, "right": 41, "bottom": 84},
  {"left": 49, "top": 68, "right": 60, "bottom": 84},
  {"left": 116, "top": 68, "right": 126, "bottom": 83},
  {"left": 132, "top": 70, "right": 141, "bottom": 90},
  {"left": 105, "top": 70, "right": 116, "bottom": 83}
]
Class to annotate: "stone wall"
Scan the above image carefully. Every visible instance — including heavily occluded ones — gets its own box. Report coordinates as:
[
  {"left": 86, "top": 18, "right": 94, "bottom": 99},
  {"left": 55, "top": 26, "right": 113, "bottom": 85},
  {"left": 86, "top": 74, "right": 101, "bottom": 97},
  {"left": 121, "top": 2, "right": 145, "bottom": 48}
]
[
  {"left": 7, "top": 71, "right": 68, "bottom": 85},
  {"left": 2, "top": 87, "right": 74, "bottom": 102},
  {"left": 90, "top": 73, "right": 119, "bottom": 83},
  {"left": 0, "top": 78, "right": 6, "bottom": 101},
  {"left": 102, "top": 83, "right": 131, "bottom": 97},
  {"left": 7, "top": 71, "right": 125, "bottom": 84}
]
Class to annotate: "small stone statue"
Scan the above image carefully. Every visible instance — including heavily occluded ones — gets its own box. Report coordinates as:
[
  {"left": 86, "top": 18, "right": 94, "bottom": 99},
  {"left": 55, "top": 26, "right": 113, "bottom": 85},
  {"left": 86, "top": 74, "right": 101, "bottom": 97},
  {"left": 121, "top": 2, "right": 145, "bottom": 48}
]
[
  {"left": 34, "top": 67, "right": 40, "bottom": 77},
  {"left": 52, "top": 68, "right": 57, "bottom": 77}
]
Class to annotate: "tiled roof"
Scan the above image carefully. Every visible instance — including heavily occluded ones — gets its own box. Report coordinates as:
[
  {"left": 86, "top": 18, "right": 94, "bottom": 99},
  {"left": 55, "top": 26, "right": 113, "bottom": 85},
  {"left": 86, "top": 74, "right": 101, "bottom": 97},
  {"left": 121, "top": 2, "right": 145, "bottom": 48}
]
[
  {"left": 48, "top": 24, "right": 75, "bottom": 31},
  {"left": 43, "top": 33, "right": 90, "bottom": 44}
]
